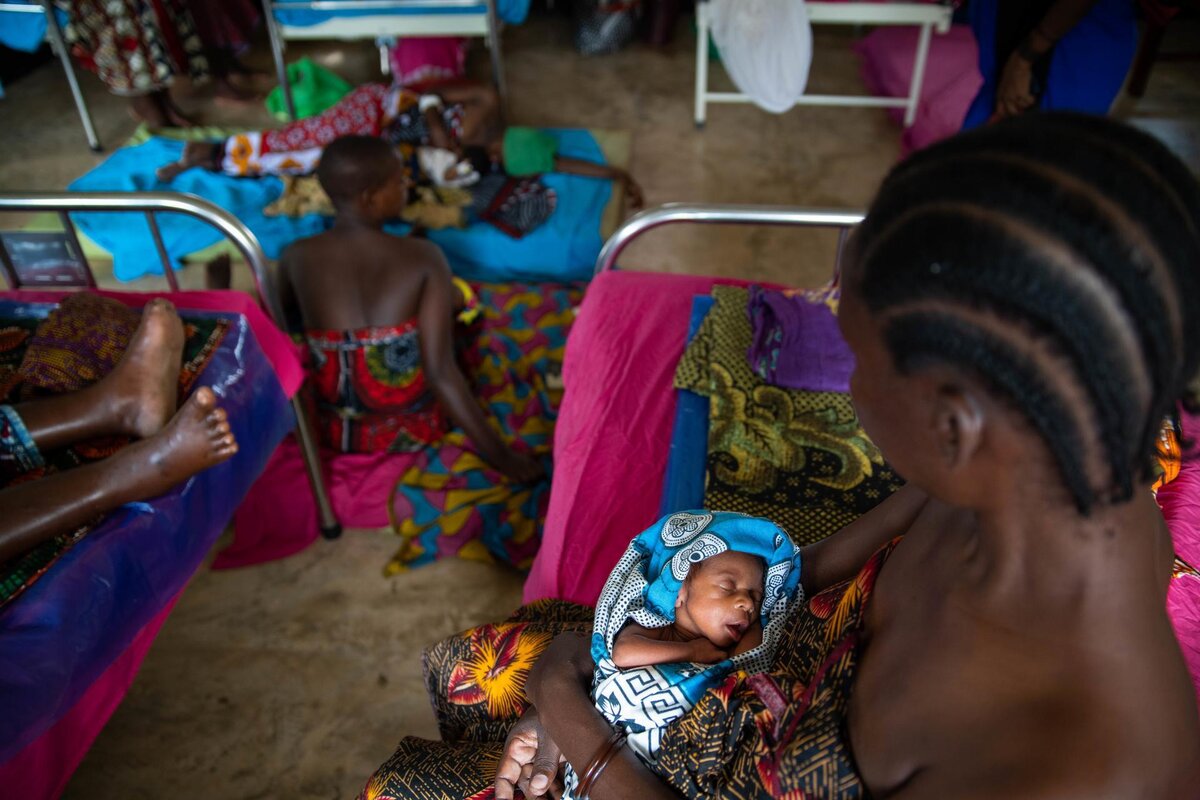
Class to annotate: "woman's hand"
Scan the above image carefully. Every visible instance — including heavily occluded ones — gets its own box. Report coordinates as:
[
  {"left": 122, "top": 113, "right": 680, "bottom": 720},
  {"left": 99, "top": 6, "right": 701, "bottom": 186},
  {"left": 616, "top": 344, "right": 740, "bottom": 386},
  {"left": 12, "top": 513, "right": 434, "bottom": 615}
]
[
  {"left": 495, "top": 707, "right": 565, "bottom": 800},
  {"left": 991, "top": 53, "right": 1037, "bottom": 122}
]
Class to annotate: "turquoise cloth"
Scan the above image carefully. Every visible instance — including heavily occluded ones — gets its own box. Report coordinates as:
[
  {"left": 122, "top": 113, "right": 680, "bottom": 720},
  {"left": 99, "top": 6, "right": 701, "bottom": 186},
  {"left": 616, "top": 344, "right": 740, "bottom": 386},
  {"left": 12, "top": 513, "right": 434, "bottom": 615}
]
[
  {"left": 273, "top": 0, "right": 529, "bottom": 27},
  {"left": 66, "top": 129, "right": 610, "bottom": 283}
]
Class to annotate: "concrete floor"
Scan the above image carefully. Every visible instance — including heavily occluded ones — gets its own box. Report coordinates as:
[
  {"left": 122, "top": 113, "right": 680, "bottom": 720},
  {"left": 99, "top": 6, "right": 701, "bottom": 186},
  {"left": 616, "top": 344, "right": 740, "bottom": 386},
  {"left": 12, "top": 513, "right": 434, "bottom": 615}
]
[{"left": 0, "top": 8, "right": 1198, "bottom": 800}]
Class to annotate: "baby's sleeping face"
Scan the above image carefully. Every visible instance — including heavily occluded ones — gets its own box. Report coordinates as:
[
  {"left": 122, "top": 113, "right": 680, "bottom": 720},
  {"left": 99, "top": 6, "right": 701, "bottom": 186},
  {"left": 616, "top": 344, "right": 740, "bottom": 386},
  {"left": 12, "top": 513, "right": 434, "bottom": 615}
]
[{"left": 677, "top": 551, "right": 765, "bottom": 648}]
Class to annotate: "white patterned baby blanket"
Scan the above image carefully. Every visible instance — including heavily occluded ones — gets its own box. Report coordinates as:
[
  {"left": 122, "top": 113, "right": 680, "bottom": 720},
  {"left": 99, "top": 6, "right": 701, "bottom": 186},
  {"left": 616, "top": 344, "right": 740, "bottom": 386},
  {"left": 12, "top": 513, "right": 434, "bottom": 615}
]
[{"left": 563, "top": 510, "right": 803, "bottom": 797}]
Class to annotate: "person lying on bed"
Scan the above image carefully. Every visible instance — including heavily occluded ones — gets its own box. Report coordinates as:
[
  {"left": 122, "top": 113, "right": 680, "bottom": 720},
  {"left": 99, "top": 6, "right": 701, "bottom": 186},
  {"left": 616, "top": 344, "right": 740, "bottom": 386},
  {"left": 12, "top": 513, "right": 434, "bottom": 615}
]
[
  {"left": 153, "top": 82, "right": 643, "bottom": 207},
  {"left": 357, "top": 113, "right": 1200, "bottom": 799},
  {"left": 0, "top": 299, "right": 238, "bottom": 564},
  {"left": 555, "top": 512, "right": 798, "bottom": 799},
  {"left": 275, "top": 134, "right": 543, "bottom": 484}
]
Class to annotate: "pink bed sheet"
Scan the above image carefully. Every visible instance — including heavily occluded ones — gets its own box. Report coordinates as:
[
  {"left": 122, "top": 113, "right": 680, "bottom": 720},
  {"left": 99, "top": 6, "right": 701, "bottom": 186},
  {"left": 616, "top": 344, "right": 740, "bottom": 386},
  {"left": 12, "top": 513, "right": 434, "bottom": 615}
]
[
  {"left": 525, "top": 271, "right": 747, "bottom": 605},
  {"left": 2, "top": 289, "right": 305, "bottom": 398},
  {"left": 1163, "top": 411, "right": 1200, "bottom": 705},
  {"left": 220, "top": 442, "right": 409, "bottom": 569}
]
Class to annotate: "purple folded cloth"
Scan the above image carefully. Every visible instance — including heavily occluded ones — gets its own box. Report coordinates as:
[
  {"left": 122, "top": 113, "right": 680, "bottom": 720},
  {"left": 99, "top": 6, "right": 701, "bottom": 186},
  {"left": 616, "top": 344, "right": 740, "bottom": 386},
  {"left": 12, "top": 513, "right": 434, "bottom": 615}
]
[{"left": 746, "top": 285, "right": 855, "bottom": 393}]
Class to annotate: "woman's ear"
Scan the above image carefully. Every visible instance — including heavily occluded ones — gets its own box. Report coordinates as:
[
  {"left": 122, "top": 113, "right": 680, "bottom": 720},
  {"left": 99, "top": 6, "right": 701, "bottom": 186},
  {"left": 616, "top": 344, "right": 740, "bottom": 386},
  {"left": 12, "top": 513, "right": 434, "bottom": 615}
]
[{"left": 932, "top": 383, "right": 984, "bottom": 472}]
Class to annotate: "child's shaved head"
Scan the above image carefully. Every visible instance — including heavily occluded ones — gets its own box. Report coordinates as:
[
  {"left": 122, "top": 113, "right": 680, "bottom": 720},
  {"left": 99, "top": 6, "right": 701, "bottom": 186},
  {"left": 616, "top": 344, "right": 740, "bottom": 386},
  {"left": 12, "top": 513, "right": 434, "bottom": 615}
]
[{"left": 316, "top": 135, "right": 401, "bottom": 208}]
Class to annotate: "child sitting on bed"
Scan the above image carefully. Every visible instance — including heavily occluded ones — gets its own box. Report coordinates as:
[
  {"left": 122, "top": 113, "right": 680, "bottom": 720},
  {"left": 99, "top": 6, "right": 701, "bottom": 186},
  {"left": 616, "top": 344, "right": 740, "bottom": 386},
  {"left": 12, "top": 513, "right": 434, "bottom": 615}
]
[
  {"left": 276, "top": 134, "right": 542, "bottom": 483},
  {"left": 560, "top": 510, "right": 801, "bottom": 798}
]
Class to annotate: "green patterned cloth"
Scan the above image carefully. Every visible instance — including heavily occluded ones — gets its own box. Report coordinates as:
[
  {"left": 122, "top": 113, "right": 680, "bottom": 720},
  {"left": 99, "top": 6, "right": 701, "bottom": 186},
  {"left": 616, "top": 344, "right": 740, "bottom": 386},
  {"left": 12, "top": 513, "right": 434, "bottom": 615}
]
[{"left": 674, "top": 285, "right": 903, "bottom": 545}]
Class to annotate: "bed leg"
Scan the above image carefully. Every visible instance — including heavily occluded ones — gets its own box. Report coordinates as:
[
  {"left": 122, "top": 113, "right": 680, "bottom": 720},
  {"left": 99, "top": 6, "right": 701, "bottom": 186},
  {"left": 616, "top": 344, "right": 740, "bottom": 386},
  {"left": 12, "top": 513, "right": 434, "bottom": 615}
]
[
  {"left": 694, "top": 0, "right": 709, "bottom": 130},
  {"left": 264, "top": 0, "right": 297, "bottom": 121},
  {"left": 486, "top": 0, "right": 509, "bottom": 123},
  {"left": 290, "top": 396, "right": 342, "bottom": 540},
  {"left": 41, "top": 0, "right": 103, "bottom": 151},
  {"left": 904, "top": 22, "right": 934, "bottom": 128}
]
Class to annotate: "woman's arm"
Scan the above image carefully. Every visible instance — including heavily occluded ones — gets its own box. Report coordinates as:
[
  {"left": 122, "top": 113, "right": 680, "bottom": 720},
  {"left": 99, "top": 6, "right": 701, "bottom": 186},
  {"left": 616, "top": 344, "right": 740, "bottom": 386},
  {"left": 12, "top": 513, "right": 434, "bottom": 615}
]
[
  {"left": 522, "top": 634, "right": 681, "bottom": 800},
  {"left": 417, "top": 252, "right": 544, "bottom": 483},
  {"left": 799, "top": 483, "right": 927, "bottom": 596},
  {"left": 992, "top": 0, "right": 1100, "bottom": 120}
]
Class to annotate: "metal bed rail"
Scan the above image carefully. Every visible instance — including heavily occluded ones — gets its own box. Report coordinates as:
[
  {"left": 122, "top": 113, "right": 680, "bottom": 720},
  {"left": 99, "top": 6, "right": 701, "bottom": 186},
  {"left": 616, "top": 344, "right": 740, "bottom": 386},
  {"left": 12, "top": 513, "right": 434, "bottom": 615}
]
[
  {"left": 263, "top": 0, "right": 507, "bottom": 121},
  {"left": 0, "top": 0, "right": 102, "bottom": 150},
  {"left": 694, "top": 0, "right": 955, "bottom": 128},
  {"left": 0, "top": 191, "right": 342, "bottom": 539},
  {"left": 595, "top": 203, "right": 866, "bottom": 275}
]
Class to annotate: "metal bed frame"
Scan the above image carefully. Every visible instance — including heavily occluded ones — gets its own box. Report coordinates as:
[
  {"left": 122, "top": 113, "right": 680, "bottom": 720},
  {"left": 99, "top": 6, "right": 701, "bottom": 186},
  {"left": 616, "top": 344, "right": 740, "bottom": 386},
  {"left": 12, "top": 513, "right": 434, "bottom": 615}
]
[
  {"left": 595, "top": 202, "right": 866, "bottom": 274},
  {"left": 0, "top": 191, "right": 342, "bottom": 539},
  {"left": 0, "top": 0, "right": 103, "bottom": 150},
  {"left": 264, "top": 0, "right": 507, "bottom": 121},
  {"left": 694, "top": 0, "right": 954, "bottom": 128}
]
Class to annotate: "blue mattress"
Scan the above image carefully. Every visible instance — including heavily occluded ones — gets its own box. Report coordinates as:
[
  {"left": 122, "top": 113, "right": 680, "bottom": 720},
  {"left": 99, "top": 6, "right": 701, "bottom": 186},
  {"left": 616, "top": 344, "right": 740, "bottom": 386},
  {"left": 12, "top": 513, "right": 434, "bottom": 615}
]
[
  {"left": 67, "top": 129, "right": 611, "bottom": 284},
  {"left": 659, "top": 295, "right": 713, "bottom": 515},
  {"left": 0, "top": 303, "right": 294, "bottom": 762},
  {"left": 273, "top": 0, "right": 529, "bottom": 27}
]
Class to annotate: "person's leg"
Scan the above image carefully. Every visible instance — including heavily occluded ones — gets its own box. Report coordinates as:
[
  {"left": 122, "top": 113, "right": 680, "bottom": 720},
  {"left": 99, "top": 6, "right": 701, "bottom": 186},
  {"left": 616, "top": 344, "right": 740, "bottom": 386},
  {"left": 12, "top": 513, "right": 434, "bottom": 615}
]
[
  {"left": 0, "top": 387, "right": 237, "bottom": 563},
  {"left": 13, "top": 299, "right": 185, "bottom": 452}
]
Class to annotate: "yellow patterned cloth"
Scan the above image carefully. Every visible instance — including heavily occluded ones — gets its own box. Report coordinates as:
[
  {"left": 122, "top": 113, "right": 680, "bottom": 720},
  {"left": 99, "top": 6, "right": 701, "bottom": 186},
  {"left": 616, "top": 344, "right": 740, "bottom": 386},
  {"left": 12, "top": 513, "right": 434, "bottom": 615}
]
[{"left": 675, "top": 285, "right": 902, "bottom": 545}]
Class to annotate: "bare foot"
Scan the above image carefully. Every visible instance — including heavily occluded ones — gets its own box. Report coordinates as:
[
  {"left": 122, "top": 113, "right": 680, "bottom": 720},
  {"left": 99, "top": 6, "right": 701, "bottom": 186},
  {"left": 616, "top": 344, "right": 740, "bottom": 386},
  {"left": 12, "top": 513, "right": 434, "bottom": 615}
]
[
  {"left": 205, "top": 254, "right": 232, "bottom": 290},
  {"left": 115, "top": 386, "right": 238, "bottom": 497},
  {"left": 156, "top": 141, "right": 221, "bottom": 182},
  {"left": 93, "top": 299, "right": 185, "bottom": 439}
]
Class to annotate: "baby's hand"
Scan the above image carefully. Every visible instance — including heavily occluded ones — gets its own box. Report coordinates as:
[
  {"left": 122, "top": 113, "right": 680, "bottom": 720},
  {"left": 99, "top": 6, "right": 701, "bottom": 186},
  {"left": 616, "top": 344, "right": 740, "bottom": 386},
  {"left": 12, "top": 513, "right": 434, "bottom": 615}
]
[{"left": 688, "top": 638, "right": 731, "bottom": 664}]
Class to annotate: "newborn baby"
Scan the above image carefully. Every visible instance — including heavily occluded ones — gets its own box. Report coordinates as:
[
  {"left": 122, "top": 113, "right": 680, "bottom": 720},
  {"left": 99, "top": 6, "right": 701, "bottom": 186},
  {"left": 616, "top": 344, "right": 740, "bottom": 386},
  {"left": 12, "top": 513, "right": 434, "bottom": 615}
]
[
  {"left": 611, "top": 549, "right": 766, "bottom": 668},
  {"left": 563, "top": 510, "right": 802, "bottom": 798}
]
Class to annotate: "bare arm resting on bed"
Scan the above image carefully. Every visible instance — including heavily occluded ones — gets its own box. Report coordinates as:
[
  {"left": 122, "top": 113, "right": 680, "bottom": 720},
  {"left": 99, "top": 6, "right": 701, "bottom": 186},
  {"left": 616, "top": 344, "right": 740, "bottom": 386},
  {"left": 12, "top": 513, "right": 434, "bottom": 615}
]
[{"left": 799, "top": 483, "right": 927, "bottom": 597}]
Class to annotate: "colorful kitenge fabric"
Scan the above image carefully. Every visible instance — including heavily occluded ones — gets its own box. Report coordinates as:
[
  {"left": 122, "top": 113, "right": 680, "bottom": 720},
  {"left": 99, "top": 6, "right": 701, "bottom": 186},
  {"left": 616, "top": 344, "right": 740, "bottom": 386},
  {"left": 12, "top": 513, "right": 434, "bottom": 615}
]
[
  {"left": 676, "top": 285, "right": 903, "bottom": 546},
  {"left": 0, "top": 304, "right": 229, "bottom": 611},
  {"left": 386, "top": 281, "right": 583, "bottom": 574},
  {"left": 306, "top": 321, "right": 448, "bottom": 455},
  {"left": 359, "top": 543, "right": 900, "bottom": 800},
  {"left": 565, "top": 511, "right": 801, "bottom": 797},
  {"left": 218, "top": 84, "right": 462, "bottom": 177},
  {"left": 64, "top": 0, "right": 209, "bottom": 95}
]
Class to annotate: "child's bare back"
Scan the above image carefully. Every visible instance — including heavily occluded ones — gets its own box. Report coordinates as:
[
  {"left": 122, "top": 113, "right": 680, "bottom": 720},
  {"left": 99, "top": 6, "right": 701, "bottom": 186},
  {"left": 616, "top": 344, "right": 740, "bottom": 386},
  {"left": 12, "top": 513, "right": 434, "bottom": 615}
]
[{"left": 280, "top": 226, "right": 449, "bottom": 332}]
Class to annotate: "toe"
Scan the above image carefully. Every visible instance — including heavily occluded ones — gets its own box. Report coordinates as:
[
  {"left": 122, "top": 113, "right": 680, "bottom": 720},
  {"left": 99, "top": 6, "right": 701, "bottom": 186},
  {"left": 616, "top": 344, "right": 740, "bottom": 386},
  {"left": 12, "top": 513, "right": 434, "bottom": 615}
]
[{"left": 192, "top": 386, "right": 216, "bottom": 409}]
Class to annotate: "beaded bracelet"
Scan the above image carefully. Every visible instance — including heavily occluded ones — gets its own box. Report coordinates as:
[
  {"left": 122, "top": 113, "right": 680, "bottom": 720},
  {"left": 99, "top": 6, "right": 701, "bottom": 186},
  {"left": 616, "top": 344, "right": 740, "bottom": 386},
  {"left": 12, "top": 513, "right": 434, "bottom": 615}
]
[{"left": 574, "top": 729, "right": 628, "bottom": 800}]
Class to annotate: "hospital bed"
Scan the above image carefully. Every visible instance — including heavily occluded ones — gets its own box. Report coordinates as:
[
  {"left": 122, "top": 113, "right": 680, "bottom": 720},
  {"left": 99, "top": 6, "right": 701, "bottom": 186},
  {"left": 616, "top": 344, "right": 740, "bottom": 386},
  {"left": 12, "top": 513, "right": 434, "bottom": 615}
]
[
  {"left": 523, "top": 203, "right": 1200, "bottom": 708},
  {"left": 694, "top": 0, "right": 954, "bottom": 128},
  {"left": 0, "top": 0, "right": 102, "bottom": 150},
  {"left": 264, "top": 0, "right": 529, "bottom": 121},
  {"left": 0, "top": 191, "right": 339, "bottom": 797}
]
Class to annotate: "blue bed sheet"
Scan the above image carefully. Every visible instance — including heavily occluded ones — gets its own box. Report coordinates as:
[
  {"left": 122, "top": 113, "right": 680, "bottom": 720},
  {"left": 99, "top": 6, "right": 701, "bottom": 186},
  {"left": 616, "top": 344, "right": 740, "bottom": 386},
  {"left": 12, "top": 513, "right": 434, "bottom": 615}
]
[
  {"left": 0, "top": 304, "right": 294, "bottom": 762},
  {"left": 659, "top": 295, "right": 713, "bottom": 515},
  {"left": 0, "top": 1, "right": 67, "bottom": 53},
  {"left": 273, "top": 0, "right": 529, "bottom": 27},
  {"left": 67, "top": 129, "right": 610, "bottom": 283}
]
